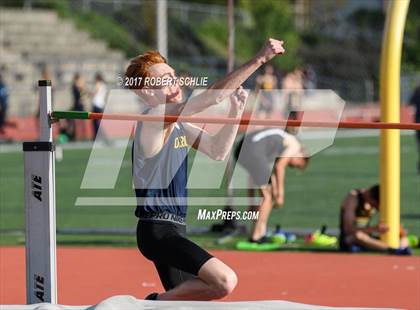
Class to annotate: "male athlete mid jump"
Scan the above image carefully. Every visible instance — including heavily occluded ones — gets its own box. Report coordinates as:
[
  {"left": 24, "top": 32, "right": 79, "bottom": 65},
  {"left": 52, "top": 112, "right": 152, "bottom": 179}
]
[{"left": 126, "top": 38, "right": 285, "bottom": 301}]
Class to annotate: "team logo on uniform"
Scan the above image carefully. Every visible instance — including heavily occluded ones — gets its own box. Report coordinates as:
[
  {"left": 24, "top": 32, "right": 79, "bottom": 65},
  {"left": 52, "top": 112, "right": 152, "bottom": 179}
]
[
  {"left": 31, "top": 175, "right": 42, "bottom": 202},
  {"left": 174, "top": 135, "right": 188, "bottom": 149}
]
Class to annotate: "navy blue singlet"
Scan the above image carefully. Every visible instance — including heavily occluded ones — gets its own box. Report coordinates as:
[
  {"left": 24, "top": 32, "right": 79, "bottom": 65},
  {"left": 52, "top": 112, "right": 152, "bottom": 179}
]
[{"left": 132, "top": 122, "right": 188, "bottom": 218}]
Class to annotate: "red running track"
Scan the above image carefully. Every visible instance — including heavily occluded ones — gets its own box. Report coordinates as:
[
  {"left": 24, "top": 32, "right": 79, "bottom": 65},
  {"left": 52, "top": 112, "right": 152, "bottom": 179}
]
[{"left": 0, "top": 247, "right": 419, "bottom": 309}]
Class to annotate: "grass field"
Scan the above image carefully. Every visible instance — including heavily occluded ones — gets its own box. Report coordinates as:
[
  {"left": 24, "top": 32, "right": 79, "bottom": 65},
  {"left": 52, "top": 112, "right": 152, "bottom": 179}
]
[{"left": 0, "top": 133, "right": 419, "bottom": 251}]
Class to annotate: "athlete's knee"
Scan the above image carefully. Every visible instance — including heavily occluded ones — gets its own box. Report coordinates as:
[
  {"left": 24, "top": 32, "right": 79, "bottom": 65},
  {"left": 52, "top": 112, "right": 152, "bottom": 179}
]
[
  {"left": 212, "top": 269, "right": 237, "bottom": 298},
  {"left": 260, "top": 185, "right": 272, "bottom": 200},
  {"left": 198, "top": 258, "right": 238, "bottom": 299},
  {"left": 354, "top": 230, "right": 368, "bottom": 242},
  {"left": 221, "top": 269, "right": 238, "bottom": 295}
]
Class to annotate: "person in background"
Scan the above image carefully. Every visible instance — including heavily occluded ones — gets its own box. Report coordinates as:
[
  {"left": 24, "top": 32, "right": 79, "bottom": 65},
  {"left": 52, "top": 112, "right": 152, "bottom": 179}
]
[
  {"left": 91, "top": 72, "right": 108, "bottom": 141},
  {"left": 339, "top": 184, "right": 411, "bottom": 255},
  {"left": 409, "top": 84, "right": 420, "bottom": 173},
  {"left": 282, "top": 68, "right": 304, "bottom": 134},
  {"left": 0, "top": 74, "right": 9, "bottom": 134},
  {"left": 70, "top": 73, "right": 87, "bottom": 140},
  {"left": 302, "top": 65, "right": 316, "bottom": 90},
  {"left": 255, "top": 64, "right": 277, "bottom": 118},
  {"left": 234, "top": 128, "right": 309, "bottom": 243},
  {"left": 72, "top": 73, "right": 86, "bottom": 112}
]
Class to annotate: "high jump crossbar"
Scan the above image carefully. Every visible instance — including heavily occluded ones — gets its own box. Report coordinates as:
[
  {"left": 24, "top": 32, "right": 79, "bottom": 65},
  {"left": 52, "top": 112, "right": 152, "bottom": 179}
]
[{"left": 51, "top": 111, "right": 420, "bottom": 130}]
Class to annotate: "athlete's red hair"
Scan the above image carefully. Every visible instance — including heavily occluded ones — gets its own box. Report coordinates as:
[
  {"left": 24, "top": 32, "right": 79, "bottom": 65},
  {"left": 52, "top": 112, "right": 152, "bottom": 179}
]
[{"left": 125, "top": 51, "right": 167, "bottom": 89}]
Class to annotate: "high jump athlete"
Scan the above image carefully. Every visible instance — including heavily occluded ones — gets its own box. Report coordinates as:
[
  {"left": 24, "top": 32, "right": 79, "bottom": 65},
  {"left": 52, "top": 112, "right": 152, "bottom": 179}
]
[{"left": 126, "top": 38, "right": 285, "bottom": 300}]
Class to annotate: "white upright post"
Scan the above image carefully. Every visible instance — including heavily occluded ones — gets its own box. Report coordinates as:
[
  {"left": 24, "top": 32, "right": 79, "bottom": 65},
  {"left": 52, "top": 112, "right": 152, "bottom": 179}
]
[{"left": 23, "top": 80, "right": 57, "bottom": 304}]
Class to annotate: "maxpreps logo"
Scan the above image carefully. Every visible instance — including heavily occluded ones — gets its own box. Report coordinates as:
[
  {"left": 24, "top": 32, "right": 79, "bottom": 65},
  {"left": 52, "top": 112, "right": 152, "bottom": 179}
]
[
  {"left": 174, "top": 135, "right": 188, "bottom": 149},
  {"left": 78, "top": 89, "right": 345, "bottom": 200},
  {"left": 31, "top": 175, "right": 42, "bottom": 202}
]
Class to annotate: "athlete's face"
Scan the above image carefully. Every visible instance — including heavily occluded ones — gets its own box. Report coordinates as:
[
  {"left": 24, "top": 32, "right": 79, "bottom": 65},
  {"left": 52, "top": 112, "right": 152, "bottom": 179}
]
[
  {"left": 364, "top": 192, "right": 379, "bottom": 210},
  {"left": 289, "top": 157, "right": 307, "bottom": 170},
  {"left": 148, "top": 63, "right": 183, "bottom": 104}
]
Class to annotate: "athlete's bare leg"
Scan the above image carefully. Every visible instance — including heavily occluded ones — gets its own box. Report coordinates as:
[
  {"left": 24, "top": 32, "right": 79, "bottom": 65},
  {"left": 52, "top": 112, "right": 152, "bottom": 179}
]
[
  {"left": 157, "top": 258, "right": 237, "bottom": 301},
  {"left": 349, "top": 231, "right": 390, "bottom": 251},
  {"left": 251, "top": 185, "right": 273, "bottom": 240},
  {"left": 247, "top": 176, "right": 259, "bottom": 212},
  {"left": 350, "top": 231, "right": 409, "bottom": 251}
]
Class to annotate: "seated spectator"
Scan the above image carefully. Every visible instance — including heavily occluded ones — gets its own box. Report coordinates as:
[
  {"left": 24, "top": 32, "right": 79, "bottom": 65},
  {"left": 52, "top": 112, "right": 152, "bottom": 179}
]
[{"left": 339, "top": 184, "right": 411, "bottom": 255}]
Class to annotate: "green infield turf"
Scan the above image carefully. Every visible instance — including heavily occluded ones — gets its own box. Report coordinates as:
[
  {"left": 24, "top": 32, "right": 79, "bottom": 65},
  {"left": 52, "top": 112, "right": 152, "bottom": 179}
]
[{"left": 0, "top": 133, "right": 419, "bottom": 251}]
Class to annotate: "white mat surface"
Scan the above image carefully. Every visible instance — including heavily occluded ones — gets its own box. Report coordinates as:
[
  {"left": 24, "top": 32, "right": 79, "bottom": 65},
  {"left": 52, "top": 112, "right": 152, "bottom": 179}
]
[{"left": 0, "top": 295, "right": 397, "bottom": 310}]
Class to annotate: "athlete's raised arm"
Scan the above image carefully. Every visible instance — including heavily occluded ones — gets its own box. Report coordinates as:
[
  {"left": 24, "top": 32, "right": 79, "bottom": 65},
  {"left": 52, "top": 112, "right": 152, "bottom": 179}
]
[
  {"left": 183, "top": 87, "right": 248, "bottom": 160},
  {"left": 182, "top": 38, "right": 285, "bottom": 116}
]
